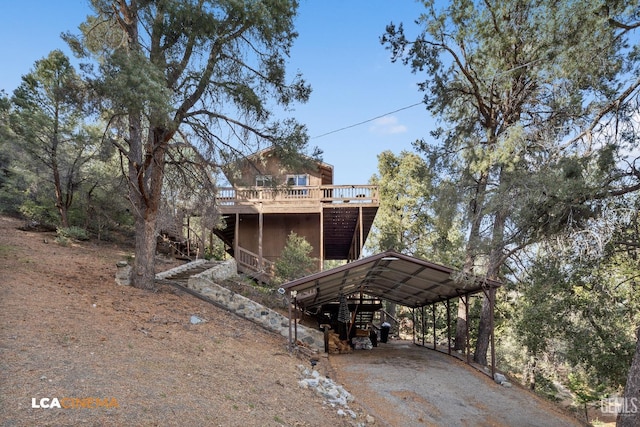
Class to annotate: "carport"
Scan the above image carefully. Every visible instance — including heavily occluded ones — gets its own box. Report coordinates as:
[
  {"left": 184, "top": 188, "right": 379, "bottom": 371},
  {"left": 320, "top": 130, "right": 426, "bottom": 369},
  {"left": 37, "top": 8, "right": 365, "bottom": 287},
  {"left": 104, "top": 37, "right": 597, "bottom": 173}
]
[{"left": 282, "top": 250, "right": 502, "bottom": 376}]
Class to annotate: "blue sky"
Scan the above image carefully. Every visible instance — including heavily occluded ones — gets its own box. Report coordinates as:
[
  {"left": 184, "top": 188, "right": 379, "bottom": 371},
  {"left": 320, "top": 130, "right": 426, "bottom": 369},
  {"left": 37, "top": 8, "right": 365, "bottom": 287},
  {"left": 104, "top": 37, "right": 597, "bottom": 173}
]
[{"left": 0, "top": 0, "right": 435, "bottom": 185}]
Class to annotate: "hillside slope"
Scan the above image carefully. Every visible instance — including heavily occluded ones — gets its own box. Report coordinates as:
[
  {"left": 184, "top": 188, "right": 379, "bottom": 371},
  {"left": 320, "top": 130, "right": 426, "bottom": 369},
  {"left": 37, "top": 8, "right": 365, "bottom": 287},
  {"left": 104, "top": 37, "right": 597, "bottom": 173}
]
[
  {"left": 0, "top": 216, "right": 360, "bottom": 426},
  {"left": 0, "top": 215, "right": 590, "bottom": 426}
]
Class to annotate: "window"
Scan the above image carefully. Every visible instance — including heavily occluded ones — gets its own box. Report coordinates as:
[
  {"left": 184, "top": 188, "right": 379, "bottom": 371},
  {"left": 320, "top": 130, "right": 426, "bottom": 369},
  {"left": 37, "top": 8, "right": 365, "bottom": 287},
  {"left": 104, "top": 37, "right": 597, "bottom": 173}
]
[
  {"left": 286, "top": 174, "right": 308, "bottom": 196},
  {"left": 286, "top": 174, "right": 308, "bottom": 186},
  {"left": 255, "top": 174, "right": 274, "bottom": 187}
]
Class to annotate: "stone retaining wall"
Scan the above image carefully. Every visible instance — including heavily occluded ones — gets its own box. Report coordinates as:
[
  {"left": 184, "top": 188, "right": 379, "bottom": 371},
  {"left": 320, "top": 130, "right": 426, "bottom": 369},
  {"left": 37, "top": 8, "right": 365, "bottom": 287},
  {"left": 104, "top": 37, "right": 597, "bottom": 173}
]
[
  {"left": 183, "top": 261, "right": 325, "bottom": 351},
  {"left": 154, "top": 258, "right": 207, "bottom": 280}
]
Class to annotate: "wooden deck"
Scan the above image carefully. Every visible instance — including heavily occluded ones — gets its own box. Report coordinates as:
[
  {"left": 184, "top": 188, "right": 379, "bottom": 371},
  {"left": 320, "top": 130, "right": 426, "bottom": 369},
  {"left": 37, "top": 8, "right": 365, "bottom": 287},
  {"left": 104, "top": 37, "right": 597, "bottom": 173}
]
[{"left": 215, "top": 185, "right": 379, "bottom": 214}]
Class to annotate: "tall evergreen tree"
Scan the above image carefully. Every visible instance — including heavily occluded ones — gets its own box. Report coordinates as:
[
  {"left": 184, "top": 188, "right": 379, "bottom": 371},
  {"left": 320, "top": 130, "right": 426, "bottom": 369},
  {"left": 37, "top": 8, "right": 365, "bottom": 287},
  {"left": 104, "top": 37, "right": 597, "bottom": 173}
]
[
  {"left": 65, "top": 0, "right": 312, "bottom": 289},
  {"left": 383, "top": 0, "right": 640, "bottom": 365},
  {"left": 10, "top": 50, "right": 99, "bottom": 228},
  {"left": 367, "top": 150, "right": 464, "bottom": 264}
]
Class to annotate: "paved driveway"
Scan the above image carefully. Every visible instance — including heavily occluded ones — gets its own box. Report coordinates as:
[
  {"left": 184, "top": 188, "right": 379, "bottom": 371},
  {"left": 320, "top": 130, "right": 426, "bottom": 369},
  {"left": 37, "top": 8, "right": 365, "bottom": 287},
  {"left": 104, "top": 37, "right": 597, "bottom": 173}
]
[{"left": 329, "top": 340, "right": 585, "bottom": 427}]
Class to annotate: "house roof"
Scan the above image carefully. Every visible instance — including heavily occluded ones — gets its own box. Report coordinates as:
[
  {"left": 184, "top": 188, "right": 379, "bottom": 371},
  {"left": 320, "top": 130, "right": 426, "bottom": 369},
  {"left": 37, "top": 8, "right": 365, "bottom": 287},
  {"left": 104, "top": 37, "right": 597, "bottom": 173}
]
[{"left": 282, "top": 250, "right": 501, "bottom": 309}]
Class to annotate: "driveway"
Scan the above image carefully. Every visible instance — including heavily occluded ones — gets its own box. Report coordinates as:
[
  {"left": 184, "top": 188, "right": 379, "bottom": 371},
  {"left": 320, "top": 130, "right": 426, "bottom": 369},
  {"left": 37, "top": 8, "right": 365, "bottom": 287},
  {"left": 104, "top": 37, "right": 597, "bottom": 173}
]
[{"left": 328, "top": 339, "right": 585, "bottom": 427}]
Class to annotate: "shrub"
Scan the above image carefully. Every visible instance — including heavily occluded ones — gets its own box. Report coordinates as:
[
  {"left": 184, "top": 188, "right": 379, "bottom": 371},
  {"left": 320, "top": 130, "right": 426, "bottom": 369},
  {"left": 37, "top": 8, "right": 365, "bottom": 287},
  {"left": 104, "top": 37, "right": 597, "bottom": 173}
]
[{"left": 56, "top": 226, "right": 89, "bottom": 241}]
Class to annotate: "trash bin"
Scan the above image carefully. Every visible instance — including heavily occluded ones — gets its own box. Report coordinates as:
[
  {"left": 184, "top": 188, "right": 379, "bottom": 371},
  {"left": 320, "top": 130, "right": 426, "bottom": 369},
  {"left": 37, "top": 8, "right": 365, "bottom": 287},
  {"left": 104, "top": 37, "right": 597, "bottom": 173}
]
[
  {"left": 369, "top": 328, "right": 378, "bottom": 347},
  {"left": 380, "top": 322, "right": 391, "bottom": 343}
]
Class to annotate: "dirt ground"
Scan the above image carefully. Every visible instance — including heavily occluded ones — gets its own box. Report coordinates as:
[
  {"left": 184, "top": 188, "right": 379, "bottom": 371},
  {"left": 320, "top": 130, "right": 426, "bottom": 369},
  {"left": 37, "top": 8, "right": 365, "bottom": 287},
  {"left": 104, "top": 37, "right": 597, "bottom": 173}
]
[
  {"left": 0, "top": 214, "right": 598, "bottom": 427},
  {"left": 0, "top": 215, "right": 362, "bottom": 426}
]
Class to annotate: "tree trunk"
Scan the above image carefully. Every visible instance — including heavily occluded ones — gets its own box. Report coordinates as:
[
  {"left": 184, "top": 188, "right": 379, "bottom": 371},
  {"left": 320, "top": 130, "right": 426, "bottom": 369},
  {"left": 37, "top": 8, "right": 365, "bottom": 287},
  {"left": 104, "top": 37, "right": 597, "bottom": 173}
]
[
  {"left": 455, "top": 170, "right": 488, "bottom": 351},
  {"left": 131, "top": 208, "right": 158, "bottom": 290},
  {"left": 474, "top": 192, "right": 506, "bottom": 365},
  {"left": 528, "top": 356, "right": 537, "bottom": 391},
  {"left": 473, "top": 292, "right": 491, "bottom": 365},
  {"left": 454, "top": 301, "right": 467, "bottom": 351},
  {"left": 52, "top": 149, "right": 69, "bottom": 228},
  {"left": 617, "top": 327, "right": 640, "bottom": 427}
]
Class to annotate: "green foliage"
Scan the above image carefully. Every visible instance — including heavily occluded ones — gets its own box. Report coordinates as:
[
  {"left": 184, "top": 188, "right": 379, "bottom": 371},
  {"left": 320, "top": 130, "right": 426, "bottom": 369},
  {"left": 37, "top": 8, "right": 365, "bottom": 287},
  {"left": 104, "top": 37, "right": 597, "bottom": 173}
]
[
  {"left": 10, "top": 50, "right": 104, "bottom": 228},
  {"left": 64, "top": 0, "right": 313, "bottom": 288},
  {"left": 366, "top": 150, "right": 464, "bottom": 266},
  {"left": 515, "top": 229, "right": 640, "bottom": 392},
  {"left": 384, "top": 0, "right": 640, "bottom": 399},
  {"left": 18, "top": 197, "right": 58, "bottom": 225},
  {"left": 533, "top": 372, "right": 561, "bottom": 403},
  {"left": 56, "top": 226, "right": 89, "bottom": 241},
  {"left": 273, "top": 232, "right": 318, "bottom": 285}
]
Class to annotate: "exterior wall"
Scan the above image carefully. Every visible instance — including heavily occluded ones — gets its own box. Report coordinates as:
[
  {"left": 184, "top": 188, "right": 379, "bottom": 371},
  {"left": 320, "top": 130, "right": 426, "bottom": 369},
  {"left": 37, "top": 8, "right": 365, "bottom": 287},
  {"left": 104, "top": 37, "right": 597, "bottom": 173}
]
[
  {"left": 238, "top": 213, "right": 321, "bottom": 263},
  {"left": 228, "top": 150, "right": 333, "bottom": 187}
]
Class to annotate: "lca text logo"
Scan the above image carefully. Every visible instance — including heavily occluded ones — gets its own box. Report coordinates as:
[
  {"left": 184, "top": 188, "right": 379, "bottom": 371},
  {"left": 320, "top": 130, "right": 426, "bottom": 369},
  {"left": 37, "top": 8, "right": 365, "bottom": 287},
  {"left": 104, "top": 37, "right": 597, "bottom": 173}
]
[{"left": 31, "top": 397, "right": 119, "bottom": 409}]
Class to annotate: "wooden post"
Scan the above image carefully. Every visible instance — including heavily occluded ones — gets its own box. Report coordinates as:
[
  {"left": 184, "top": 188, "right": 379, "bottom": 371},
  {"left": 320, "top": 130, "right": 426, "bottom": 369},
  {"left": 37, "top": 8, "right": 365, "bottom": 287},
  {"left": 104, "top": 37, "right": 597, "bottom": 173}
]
[
  {"left": 258, "top": 202, "right": 263, "bottom": 271},
  {"left": 186, "top": 215, "right": 191, "bottom": 256},
  {"left": 234, "top": 213, "right": 239, "bottom": 258},
  {"left": 319, "top": 208, "right": 324, "bottom": 270},
  {"left": 358, "top": 206, "right": 363, "bottom": 259}
]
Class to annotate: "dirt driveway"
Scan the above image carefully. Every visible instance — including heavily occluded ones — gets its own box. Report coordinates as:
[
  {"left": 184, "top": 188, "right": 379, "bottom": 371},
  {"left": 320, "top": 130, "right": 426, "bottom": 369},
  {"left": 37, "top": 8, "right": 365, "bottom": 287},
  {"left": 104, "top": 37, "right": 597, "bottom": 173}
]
[{"left": 329, "top": 339, "right": 585, "bottom": 427}]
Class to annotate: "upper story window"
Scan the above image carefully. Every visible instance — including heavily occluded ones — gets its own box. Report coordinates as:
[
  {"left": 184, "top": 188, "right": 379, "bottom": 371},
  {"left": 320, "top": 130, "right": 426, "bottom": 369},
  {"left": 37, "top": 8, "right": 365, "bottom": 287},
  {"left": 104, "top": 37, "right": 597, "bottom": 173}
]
[
  {"left": 286, "top": 174, "right": 309, "bottom": 197},
  {"left": 286, "top": 174, "right": 308, "bottom": 186},
  {"left": 256, "top": 174, "right": 274, "bottom": 187}
]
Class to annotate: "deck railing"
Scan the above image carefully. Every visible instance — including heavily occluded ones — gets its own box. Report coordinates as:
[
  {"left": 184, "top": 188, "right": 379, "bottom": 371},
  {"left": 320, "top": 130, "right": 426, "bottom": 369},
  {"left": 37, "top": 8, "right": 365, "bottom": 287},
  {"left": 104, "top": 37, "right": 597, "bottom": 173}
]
[
  {"left": 216, "top": 185, "right": 378, "bottom": 206},
  {"left": 236, "top": 246, "right": 275, "bottom": 280}
]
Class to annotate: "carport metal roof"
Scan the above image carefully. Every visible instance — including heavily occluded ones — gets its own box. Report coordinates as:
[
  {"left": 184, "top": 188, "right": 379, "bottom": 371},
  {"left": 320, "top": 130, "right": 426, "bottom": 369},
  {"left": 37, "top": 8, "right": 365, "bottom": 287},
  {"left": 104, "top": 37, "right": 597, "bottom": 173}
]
[{"left": 282, "top": 250, "right": 501, "bottom": 310}]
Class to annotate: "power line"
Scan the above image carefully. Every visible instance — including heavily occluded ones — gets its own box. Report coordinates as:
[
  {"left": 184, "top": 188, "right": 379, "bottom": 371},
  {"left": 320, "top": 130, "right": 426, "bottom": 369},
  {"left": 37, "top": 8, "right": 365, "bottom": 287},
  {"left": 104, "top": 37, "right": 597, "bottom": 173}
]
[
  {"left": 309, "top": 58, "right": 550, "bottom": 140},
  {"left": 311, "top": 101, "right": 424, "bottom": 139}
]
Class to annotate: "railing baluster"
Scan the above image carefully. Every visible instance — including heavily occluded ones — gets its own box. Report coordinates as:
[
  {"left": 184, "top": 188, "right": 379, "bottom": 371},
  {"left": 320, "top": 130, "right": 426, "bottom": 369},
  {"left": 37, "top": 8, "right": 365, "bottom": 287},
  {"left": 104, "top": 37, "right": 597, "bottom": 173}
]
[{"left": 215, "top": 185, "right": 378, "bottom": 205}]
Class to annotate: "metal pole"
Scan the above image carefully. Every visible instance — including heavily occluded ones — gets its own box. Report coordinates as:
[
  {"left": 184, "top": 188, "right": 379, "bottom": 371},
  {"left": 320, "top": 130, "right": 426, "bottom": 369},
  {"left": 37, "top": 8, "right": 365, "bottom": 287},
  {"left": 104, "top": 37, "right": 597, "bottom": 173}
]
[
  {"left": 490, "top": 287, "right": 496, "bottom": 379},
  {"left": 287, "top": 292, "right": 293, "bottom": 350},
  {"left": 412, "top": 307, "right": 416, "bottom": 344},
  {"left": 446, "top": 298, "right": 451, "bottom": 355},
  {"left": 432, "top": 303, "right": 436, "bottom": 350},
  {"left": 465, "top": 295, "right": 470, "bottom": 364},
  {"left": 421, "top": 306, "right": 425, "bottom": 346},
  {"left": 294, "top": 296, "right": 298, "bottom": 344}
]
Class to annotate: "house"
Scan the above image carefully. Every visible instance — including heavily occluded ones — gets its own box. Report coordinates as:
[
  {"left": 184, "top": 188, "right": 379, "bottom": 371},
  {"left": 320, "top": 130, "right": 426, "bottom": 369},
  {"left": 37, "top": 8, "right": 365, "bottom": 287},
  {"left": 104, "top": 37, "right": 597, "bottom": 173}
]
[{"left": 213, "top": 147, "right": 379, "bottom": 280}]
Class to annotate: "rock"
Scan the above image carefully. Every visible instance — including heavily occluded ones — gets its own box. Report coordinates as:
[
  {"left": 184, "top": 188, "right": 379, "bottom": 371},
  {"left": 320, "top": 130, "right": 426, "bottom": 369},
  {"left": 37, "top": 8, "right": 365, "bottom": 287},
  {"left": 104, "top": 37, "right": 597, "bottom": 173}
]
[
  {"left": 494, "top": 372, "right": 507, "bottom": 384},
  {"left": 190, "top": 315, "right": 204, "bottom": 324},
  {"left": 115, "top": 262, "right": 132, "bottom": 286},
  {"left": 365, "top": 414, "right": 376, "bottom": 424}
]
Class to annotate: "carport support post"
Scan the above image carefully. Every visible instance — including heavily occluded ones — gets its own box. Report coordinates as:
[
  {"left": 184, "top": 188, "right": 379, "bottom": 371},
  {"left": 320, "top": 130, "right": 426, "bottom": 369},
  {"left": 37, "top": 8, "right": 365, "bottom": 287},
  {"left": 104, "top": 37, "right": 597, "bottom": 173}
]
[
  {"left": 421, "top": 306, "right": 425, "bottom": 346},
  {"left": 412, "top": 308, "right": 416, "bottom": 344},
  {"left": 464, "top": 295, "right": 470, "bottom": 364},
  {"left": 446, "top": 298, "right": 451, "bottom": 355},
  {"left": 294, "top": 296, "right": 298, "bottom": 344},
  {"left": 490, "top": 287, "right": 496, "bottom": 379},
  {"left": 287, "top": 292, "right": 293, "bottom": 350},
  {"left": 432, "top": 303, "right": 436, "bottom": 350}
]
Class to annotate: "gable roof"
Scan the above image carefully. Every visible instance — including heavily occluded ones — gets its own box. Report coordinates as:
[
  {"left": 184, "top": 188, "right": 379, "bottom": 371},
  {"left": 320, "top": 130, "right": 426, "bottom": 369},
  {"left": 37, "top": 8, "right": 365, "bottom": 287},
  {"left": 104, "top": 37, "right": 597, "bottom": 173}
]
[{"left": 282, "top": 250, "right": 501, "bottom": 309}]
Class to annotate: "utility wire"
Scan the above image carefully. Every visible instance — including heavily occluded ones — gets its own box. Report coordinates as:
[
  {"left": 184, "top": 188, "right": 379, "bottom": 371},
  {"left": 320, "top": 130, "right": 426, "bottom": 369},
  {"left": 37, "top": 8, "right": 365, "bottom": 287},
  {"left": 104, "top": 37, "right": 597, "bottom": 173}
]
[
  {"left": 309, "top": 57, "right": 553, "bottom": 140},
  {"left": 311, "top": 101, "right": 424, "bottom": 139}
]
